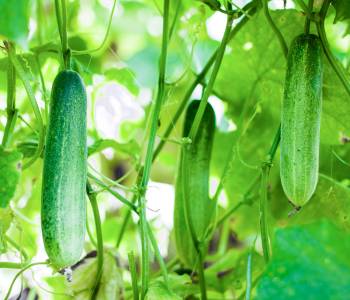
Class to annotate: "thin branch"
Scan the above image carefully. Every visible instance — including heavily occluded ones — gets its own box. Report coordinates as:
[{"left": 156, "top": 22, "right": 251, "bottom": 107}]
[
  {"left": 137, "top": 0, "right": 170, "bottom": 296},
  {"left": 72, "top": 0, "right": 118, "bottom": 55},
  {"left": 262, "top": 0, "right": 288, "bottom": 59},
  {"left": 87, "top": 181, "right": 104, "bottom": 300}
]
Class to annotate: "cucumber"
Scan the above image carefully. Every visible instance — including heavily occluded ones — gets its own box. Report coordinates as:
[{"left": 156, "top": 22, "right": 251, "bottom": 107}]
[
  {"left": 280, "top": 34, "right": 323, "bottom": 208},
  {"left": 174, "top": 100, "right": 216, "bottom": 266},
  {"left": 41, "top": 70, "right": 87, "bottom": 269}
]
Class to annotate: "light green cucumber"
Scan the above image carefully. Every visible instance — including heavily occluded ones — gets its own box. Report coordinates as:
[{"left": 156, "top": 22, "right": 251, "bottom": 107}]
[{"left": 280, "top": 34, "right": 323, "bottom": 208}]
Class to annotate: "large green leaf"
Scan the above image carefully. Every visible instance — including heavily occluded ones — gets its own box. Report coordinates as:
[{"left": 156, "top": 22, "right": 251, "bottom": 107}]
[
  {"left": 0, "top": 0, "right": 29, "bottom": 46},
  {"left": 272, "top": 174, "right": 350, "bottom": 231},
  {"left": 332, "top": 0, "right": 350, "bottom": 24},
  {"left": 255, "top": 220, "right": 350, "bottom": 300},
  {"left": 214, "top": 9, "right": 350, "bottom": 145}
]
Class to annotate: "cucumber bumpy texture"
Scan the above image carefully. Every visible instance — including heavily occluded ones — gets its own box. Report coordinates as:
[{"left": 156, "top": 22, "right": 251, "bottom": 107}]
[
  {"left": 41, "top": 70, "right": 87, "bottom": 269},
  {"left": 280, "top": 34, "right": 323, "bottom": 208}
]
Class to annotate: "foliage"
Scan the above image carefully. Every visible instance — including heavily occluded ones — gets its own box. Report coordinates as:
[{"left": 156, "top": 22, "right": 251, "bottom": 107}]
[{"left": 0, "top": 0, "right": 350, "bottom": 299}]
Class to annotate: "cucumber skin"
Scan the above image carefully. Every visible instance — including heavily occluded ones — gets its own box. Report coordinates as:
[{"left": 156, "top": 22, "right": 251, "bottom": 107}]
[
  {"left": 41, "top": 70, "right": 87, "bottom": 269},
  {"left": 280, "top": 34, "right": 323, "bottom": 207},
  {"left": 174, "top": 100, "right": 216, "bottom": 267}
]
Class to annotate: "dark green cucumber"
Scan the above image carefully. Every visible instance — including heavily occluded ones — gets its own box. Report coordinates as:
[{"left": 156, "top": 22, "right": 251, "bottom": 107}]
[
  {"left": 41, "top": 70, "right": 87, "bottom": 269},
  {"left": 280, "top": 34, "right": 323, "bottom": 208},
  {"left": 174, "top": 100, "right": 216, "bottom": 267}
]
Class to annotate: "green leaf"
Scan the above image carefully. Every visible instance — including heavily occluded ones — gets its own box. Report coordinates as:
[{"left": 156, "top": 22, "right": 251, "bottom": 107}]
[
  {"left": 146, "top": 280, "right": 181, "bottom": 300},
  {"left": 68, "top": 251, "right": 124, "bottom": 299},
  {"left": 279, "top": 174, "right": 350, "bottom": 231},
  {"left": 331, "top": 0, "right": 350, "bottom": 36},
  {"left": 0, "top": 147, "right": 22, "bottom": 208},
  {"left": 17, "top": 140, "right": 39, "bottom": 158},
  {"left": 0, "top": 207, "right": 13, "bottom": 253},
  {"left": 255, "top": 220, "right": 350, "bottom": 300},
  {"left": 164, "top": 274, "right": 195, "bottom": 298},
  {"left": 0, "top": 0, "right": 29, "bottom": 47},
  {"left": 332, "top": 0, "right": 350, "bottom": 23}
]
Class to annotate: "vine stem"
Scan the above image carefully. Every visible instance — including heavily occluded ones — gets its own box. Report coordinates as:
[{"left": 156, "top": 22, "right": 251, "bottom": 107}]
[
  {"left": 37, "top": 0, "right": 44, "bottom": 44},
  {"left": 86, "top": 217, "right": 97, "bottom": 247},
  {"left": 146, "top": 223, "right": 168, "bottom": 285},
  {"left": 61, "top": 0, "right": 69, "bottom": 67},
  {"left": 215, "top": 174, "right": 261, "bottom": 228},
  {"left": 245, "top": 251, "right": 253, "bottom": 300},
  {"left": 87, "top": 181, "right": 104, "bottom": 300},
  {"left": 115, "top": 166, "right": 143, "bottom": 249},
  {"left": 5, "top": 236, "right": 29, "bottom": 264},
  {"left": 152, "top": 0, "right": 259, "bottom": 161},
  {"left": 2, "top": 45, "right": 17, "bottom": 148},
  {"left": 169, "top": 0, "right": 182, "bottom": 41},
  {"left": 89, "top": 173, "right": 168, "bottom": 289},
  {"left": 88, "top": 172, "right": 137, "bottom": 212},
  {"left": 259, "top": 1, "right": 288, "bottom": 262},
  {"left": 72, "top": 0, "right": 118, "bottom": 55},
  {"left": 260, "top": 125, "right": 281, "bottom": 263},
  {"left": 116, "top": 193, "right": 138, "bottom": 248},
  {"left": 188, "top": 12, "right": 234, "bottom": 140},
  {"left": 138, "top": 0, "right": 170, "bottom": 297},
  {"left": 316, "top": 0, "right": 350, "bottom": 97},
  {"left": 262, "top": 0, "right": 288, "bottom": 59},
  {"left": 197, "top": 250, "right": 207, "bottom": 300},
  {"left": 4, "top": 261, "right": 48, "bottom": 300},
  {"left": 35, "top": 55, "right": 49, "bottom": 124},
  {"left": 128, "top": 252, "right": 139, "bottom": 300},
  {"left": 0, "top": 262, "right": 26, "bottom": 269},
  {"left": 304, "top": 0, "right": 314, "bottom": 34},
  {"left": 259, "top": 166, "right": 270, "bottom": 263},
  {"left": 54, "top": 0, "right": 63, "bottom": 43},
  {"left": 7, "top": 44, "right": 45, "bottom": 169}
]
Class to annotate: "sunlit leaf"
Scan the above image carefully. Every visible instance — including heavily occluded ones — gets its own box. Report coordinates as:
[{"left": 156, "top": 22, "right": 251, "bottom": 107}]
[{"left": 0, "top": 147, "right": 22, "bottom": 208}]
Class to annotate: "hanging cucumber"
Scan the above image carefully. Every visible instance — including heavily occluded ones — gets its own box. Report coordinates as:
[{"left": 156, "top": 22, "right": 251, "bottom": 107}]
[
  {"left": 280, "top": 34, "right": 323, "bottom": 208},
  {"left": 41, "top": 70, "right": 87, "bottom": 269},
  {"left": 174, "top": 100, "right": 216, "bottom": 267}
]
